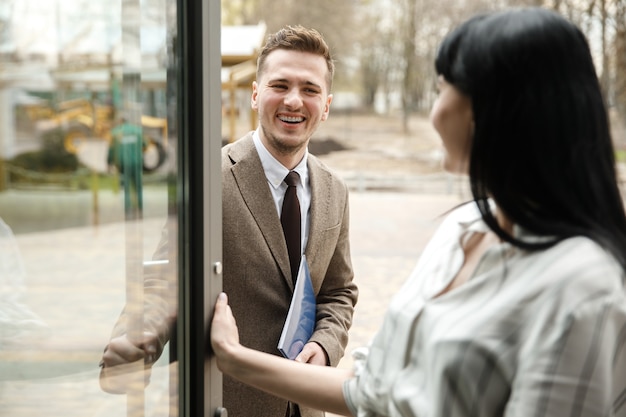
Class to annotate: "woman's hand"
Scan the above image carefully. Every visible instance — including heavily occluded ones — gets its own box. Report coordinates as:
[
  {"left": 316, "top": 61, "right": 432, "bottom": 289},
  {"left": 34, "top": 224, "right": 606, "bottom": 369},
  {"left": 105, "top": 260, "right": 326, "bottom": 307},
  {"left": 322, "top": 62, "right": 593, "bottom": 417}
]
[
  {"left": 210, "top": 292, "right": 241, "bottom": 370},
  {"left": 209, "top": 292, "right": 353, "bottom": 416}
]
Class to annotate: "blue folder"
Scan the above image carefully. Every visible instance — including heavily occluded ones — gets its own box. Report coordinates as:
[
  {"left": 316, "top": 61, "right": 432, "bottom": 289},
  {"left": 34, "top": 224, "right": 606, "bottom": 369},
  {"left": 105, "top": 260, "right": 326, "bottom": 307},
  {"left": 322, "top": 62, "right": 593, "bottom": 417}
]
[{"left": 278, "top": 255, "right": 316, "bottom": 360}]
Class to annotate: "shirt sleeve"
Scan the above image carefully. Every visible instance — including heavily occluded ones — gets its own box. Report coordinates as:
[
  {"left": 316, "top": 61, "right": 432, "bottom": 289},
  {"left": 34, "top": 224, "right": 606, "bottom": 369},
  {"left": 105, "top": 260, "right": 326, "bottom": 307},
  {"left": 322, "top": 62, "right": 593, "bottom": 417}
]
[
  {"left": 505, "top": 293, "right": 626, "bottom": 417},
  {"left": 343, "top": 347, "right": 370, "bottom": 416}
]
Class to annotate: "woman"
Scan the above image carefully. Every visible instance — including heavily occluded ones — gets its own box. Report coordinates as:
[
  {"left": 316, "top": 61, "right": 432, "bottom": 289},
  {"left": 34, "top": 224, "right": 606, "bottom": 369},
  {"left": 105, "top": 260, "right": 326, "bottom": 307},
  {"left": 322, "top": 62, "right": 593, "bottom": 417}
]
[{"left": 211, "top": 7, "right": 626, "bottom": 417}]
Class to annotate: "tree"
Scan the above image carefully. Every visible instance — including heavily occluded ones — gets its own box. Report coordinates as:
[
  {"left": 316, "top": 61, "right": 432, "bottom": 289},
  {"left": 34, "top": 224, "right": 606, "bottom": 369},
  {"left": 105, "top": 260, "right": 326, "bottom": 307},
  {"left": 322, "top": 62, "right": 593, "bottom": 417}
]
[
  {"left": 223, "top": 0, "right": 626, "bottom": 134},
  {"left": 355, "top": 0, "right": 404, "bottom": 112},
  {"left": 614, "top": 0, "right": 626, "bottom": 134},
  {"left": 222, "top": 0, "right": 360, "bottom": 89},
  {"left": 399, "top": 0, "right": 418, "bottom": 132}
]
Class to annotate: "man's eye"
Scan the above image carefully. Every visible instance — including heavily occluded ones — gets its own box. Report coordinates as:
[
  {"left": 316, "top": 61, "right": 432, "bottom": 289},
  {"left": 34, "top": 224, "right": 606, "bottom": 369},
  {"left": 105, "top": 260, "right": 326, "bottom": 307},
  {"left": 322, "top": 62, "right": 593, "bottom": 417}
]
[{"left": 272, "top": 85, "right": 288, "bottom": 90}]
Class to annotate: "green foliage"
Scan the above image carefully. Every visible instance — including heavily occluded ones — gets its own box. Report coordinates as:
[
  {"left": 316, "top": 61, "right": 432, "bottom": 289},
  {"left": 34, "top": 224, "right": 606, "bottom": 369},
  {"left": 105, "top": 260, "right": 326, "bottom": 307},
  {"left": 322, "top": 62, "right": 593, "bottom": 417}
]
[
  {"left": 7, "top": 129, "right": 83, "bottom": 188},
  {"left": 11, "top": 129, "right": 79, "bottom": 173}
]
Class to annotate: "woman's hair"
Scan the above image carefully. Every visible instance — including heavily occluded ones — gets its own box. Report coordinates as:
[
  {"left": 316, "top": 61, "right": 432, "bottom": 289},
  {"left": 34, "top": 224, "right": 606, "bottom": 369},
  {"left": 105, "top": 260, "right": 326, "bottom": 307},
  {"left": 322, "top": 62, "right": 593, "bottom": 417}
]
[
  {"left": 257, "top": 25, "right": 335, "bottom": 90},
  {"left": 435, "top": 7, "right": 626, "bottom": 268}
]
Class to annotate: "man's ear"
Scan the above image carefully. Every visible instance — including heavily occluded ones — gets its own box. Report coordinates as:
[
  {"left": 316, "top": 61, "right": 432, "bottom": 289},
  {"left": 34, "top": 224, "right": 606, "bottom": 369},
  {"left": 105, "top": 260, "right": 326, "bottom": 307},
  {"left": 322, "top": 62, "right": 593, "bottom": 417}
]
[
  {"left": 250, "top": 81, "right": 259, "bottom": 111},
  {"left": 321, "top": 94, "right": 333, "bottom": 121}
]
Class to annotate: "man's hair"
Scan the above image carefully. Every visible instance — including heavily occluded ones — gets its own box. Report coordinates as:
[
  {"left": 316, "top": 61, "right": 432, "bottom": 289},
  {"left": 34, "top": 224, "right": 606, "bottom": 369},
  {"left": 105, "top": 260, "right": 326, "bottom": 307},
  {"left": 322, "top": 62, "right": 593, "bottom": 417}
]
[{"left": 256, "top": 25, "right": 335, "bottom": 90}]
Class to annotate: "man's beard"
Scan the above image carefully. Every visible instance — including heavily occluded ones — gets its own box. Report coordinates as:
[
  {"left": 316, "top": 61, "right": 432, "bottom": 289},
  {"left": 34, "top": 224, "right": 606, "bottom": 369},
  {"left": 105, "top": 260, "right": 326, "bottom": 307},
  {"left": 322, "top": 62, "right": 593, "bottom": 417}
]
[{"left": 261, "top": 125, "right": 307, "bottom": 156}]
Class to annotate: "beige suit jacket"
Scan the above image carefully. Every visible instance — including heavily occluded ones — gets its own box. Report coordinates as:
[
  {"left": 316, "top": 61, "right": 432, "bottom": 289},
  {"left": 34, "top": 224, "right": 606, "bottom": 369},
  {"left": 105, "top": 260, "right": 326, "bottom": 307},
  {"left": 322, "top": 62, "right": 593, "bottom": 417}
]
[
  {"left": 222, "top": 132, "right": 358, "bottom": 417},
  {"left": 104, "top": 132, "right": 357, "bottom": 416}
]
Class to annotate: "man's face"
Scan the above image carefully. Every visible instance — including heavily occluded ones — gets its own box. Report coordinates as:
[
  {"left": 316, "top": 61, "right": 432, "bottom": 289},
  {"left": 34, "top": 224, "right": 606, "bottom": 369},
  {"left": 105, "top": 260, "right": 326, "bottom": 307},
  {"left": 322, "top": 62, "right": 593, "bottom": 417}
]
[{"left": 252, "top": 49, "right": 333, "bottom": 159}]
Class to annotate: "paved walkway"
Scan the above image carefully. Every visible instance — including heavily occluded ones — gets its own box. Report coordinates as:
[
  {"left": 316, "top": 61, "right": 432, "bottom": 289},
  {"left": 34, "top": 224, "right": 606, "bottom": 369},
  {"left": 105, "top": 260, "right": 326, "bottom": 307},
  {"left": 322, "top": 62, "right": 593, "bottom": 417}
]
[
  {"left": 340, "top": 191, "right": 461, "bottom": 365},
  {"left": 0, "top": 188, "right": 465, "bottom": 416}
]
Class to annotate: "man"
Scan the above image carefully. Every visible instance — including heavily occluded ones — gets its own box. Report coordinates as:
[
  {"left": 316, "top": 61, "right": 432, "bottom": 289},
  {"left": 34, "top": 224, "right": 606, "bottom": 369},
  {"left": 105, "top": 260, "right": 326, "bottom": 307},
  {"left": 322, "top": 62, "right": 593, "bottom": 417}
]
[
  {"left": 221, "top": 25, "right": 358, "bottom": 416},
  {"left": 107, "top": 115, "right": 146, "bottom": 215},
  {"left": 99, "top": 25, "right": 358, "bottom": 417}
]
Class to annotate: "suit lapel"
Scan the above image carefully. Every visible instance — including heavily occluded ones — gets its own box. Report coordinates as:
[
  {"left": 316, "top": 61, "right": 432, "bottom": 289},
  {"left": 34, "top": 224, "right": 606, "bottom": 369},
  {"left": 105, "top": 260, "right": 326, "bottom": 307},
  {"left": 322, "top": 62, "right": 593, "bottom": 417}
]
[
  {"left": 305, "top": 158, "right": 333, "bottom": 276},
  {"left": 227, "top": 135, "right": 293, "bottom": 285}
]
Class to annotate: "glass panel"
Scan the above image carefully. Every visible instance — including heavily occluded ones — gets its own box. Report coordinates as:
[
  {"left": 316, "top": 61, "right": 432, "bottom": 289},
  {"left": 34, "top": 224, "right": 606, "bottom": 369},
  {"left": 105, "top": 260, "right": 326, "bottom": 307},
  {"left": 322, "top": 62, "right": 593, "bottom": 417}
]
[{"left": 0, "top": 0, "right": 180, "bottom": 416}]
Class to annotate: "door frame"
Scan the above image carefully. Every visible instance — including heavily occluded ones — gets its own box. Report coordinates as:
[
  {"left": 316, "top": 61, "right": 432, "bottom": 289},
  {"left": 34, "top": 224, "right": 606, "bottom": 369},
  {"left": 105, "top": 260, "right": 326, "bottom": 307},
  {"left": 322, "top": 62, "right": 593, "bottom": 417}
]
[{"left": 177, "top": 0, "right": 223, "bottom": 415}]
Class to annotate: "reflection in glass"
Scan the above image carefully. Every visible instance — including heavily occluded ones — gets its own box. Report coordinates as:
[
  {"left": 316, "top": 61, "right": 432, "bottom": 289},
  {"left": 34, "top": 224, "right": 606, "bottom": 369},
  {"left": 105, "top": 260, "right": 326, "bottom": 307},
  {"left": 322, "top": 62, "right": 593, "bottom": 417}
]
[
  {"left": 0, "top": 217, "right": 49, "bottom": 347},
  {"left": 0, "top": 0, "right": 179, "bottom": 416}
]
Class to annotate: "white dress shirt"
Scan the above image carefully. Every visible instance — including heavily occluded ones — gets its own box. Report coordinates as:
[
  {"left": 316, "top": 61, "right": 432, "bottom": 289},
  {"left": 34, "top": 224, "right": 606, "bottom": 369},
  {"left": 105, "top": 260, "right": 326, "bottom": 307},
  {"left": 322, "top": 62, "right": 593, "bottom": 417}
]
[
  {"left": 252, "top": 130, "right": 311, "bottom": 254},
  {"left": 344, "top": 202, "right": 626, "bottom": 417}
]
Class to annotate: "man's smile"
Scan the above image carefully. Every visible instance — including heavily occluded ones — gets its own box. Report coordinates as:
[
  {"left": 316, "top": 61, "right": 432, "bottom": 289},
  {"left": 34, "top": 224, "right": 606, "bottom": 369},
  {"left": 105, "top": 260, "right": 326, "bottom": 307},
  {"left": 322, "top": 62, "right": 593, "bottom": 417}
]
[{"left": 278, "top": 115, "right": 305, "bottom": 124}]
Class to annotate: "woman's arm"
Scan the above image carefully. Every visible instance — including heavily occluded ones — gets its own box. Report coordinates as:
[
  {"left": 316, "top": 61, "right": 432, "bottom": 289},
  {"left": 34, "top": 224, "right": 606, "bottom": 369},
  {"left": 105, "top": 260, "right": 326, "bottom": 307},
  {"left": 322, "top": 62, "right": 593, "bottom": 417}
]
[{"left": 210, "top": 292, "right": 355, "bottom": 416}]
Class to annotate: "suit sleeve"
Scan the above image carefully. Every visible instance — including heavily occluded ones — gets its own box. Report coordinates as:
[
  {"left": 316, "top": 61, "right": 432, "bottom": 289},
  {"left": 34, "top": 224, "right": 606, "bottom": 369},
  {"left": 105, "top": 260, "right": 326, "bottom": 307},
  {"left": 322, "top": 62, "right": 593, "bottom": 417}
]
[
  {"left": 105, "top": 223, "right": 176, "bottom": 362},
  {"left": 308, "top": 183, "right": 358, "bottom": 367}
]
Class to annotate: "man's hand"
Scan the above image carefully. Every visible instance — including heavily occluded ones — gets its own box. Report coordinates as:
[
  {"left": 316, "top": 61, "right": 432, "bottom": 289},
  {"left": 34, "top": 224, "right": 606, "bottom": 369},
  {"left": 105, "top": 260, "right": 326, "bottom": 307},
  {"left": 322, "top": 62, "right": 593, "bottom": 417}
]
[
  {"left": 102, "top": 332, "right": 159, "bottom": 366},
  {"left": 295, "top": 342, "right": 329, "bottom": 366},
  {"left": 99, "top": 332, "right": 159, "bottom": 394}
]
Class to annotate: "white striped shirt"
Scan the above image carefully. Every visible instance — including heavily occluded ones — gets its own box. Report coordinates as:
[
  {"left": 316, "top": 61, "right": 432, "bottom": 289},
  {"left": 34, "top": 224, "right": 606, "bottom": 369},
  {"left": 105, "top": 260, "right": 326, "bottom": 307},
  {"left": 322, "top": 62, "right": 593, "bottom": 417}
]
[{"left": 344, "top": 202, "right": 626, "bottom": 417}]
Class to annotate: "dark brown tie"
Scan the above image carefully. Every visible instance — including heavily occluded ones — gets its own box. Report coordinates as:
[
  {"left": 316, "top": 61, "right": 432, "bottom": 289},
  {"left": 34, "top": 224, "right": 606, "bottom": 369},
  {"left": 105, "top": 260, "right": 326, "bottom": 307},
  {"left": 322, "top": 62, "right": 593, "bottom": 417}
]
[{"left": 281, "top": 171, "right": 301, "bottom": 282}]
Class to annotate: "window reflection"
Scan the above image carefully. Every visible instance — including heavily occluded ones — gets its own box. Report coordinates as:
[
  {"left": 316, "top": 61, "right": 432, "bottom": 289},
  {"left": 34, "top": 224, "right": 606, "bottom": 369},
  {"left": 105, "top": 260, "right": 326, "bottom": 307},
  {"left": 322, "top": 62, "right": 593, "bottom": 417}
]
[
  {"left": 0, "top": 1, "right": 179, "bottom": 416},
  {"left": 0, "top": 216, "right": 49, "bottom": 347}
]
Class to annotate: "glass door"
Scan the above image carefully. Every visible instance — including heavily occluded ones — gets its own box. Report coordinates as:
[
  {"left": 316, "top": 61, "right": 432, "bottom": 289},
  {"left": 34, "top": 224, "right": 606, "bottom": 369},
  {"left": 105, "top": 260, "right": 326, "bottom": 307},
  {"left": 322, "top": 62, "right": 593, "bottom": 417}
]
[{"left": 0, "top": 0, "right": 222, "bottom": 415}]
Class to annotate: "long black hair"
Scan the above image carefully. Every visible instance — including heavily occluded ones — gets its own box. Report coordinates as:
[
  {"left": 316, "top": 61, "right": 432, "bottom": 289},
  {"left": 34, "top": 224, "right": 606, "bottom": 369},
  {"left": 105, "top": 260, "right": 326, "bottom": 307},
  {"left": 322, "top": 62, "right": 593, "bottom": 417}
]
[{"left": 435, "top": 7, "right": 626, "bottom": 269}]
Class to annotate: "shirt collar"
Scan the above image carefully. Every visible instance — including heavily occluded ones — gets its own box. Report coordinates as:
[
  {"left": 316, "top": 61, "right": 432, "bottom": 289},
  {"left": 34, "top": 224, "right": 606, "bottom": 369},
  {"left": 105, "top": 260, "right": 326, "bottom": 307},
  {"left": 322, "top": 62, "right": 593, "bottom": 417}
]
[
  {"left": 457, "top": 200, "right": 554, "bottom": 244},
  {"left": 252, "top": 129, "right": 309, "bottom": 190}
]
